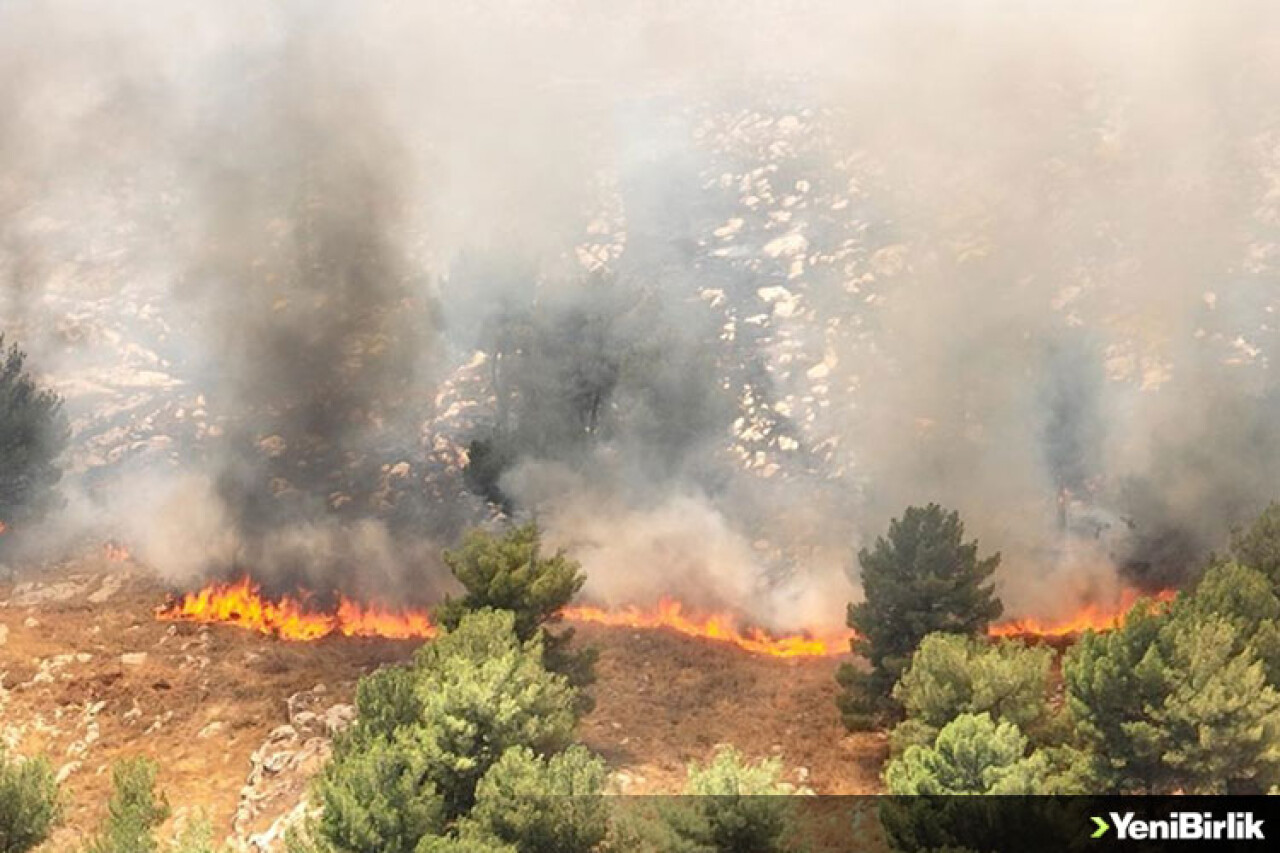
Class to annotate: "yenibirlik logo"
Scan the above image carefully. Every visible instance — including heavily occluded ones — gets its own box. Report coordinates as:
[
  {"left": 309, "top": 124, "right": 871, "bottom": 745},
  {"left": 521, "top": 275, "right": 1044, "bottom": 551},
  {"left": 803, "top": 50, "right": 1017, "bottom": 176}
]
[{"left": 1091, "top": 812, "right": 1265, "bottom": 841}]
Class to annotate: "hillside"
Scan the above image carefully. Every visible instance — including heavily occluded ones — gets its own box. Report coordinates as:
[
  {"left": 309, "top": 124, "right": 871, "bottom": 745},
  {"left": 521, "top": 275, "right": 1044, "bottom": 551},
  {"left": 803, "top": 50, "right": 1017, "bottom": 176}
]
[{"left": 0, "top": 551, "right": 885, "bottom": 850}]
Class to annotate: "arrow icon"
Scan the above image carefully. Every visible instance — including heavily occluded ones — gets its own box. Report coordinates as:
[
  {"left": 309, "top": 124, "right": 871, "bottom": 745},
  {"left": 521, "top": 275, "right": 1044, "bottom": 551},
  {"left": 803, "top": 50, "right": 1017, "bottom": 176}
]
[{"left": 1091, "top": 816, "right": 1110, "bottom": 838}]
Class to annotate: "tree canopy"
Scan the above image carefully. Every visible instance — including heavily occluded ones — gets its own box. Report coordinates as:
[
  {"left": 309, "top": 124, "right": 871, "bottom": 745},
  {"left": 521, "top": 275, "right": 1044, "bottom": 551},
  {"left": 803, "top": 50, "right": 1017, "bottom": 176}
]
[
  {"left": 435, "top": 523, "right": 597, "bottom": 702},
  {"left": 890, "top": 633, "right": 1054, "bottom": 754},
  {"left": 837, "top": 504, "right": 1003, "bottom": 729},
  {"left": 0, "top": 336, "right": 69, "bottom": 526}
]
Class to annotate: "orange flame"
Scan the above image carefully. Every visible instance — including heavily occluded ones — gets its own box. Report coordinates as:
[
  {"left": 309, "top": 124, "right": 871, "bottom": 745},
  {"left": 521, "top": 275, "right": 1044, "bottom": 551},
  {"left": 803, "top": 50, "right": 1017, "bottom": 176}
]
[
  {"left": 987, "top": 588, "right": 1177, "bottom": 638},
  {"left": 156, "top": 577, "right": 437, "bottom": 641},
  {"left": 560, "top": 599, "right": 848, "bottom": 659},
  {"left": 155, "top": 578, "right": 1175, "bottom": 654}
]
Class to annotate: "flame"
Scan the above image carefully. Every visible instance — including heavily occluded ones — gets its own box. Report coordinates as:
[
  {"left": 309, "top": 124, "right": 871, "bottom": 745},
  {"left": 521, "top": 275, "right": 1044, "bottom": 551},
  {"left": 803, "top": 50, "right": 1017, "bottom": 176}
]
[
  {"left": 154, "top": 577, "right": 1176, "bottom": 654},
  {"left": 987, "top": 588, "right": 1177, "bottom": 638},
  {"left": 103, "top": 541, "right": 130, "bottom": 562},
  {"left": 560, "top": 599, "right": 848, "bottom": 659},
  {"left": 156, "top": 577, "right": 437, "bottom": 641}
]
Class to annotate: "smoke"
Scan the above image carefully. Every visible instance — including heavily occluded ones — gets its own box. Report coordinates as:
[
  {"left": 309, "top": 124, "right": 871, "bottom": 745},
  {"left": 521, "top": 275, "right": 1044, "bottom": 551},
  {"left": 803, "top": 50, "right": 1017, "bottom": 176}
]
[{"left": 2, "top": 1, "right": 1280, "bottom": 625}]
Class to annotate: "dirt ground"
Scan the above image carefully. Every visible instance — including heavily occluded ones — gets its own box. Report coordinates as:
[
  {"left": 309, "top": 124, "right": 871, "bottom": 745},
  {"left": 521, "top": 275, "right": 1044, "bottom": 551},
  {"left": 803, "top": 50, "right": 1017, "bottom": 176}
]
[{"left": 0, "top": 550, "right": 885, "bottom": 848}]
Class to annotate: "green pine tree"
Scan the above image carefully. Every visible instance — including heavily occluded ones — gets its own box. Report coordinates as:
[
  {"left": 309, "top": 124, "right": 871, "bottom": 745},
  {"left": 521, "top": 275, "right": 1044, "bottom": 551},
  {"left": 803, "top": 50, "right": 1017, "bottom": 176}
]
[
  {"left": 457, "top": 746, "right": 608, "bottom": 853},
  {"left": 1151, "top": 615, "right": 1280, "bottom": 793},
  {"left": 837, "top": 505, "right": 1002, "bottom": 729},
  {"left": 436, "top": 524, "right": 597, "bottom": 702},
  {"left": 312, "top": 609, "right": 581, "bottom": 852},
  {"left": 1230, "top": 502, "right": 1280, "bottom": 590},
  {"left": 1063, "top": 581, "right": 1280, "bottom": 793},
  {"left": 884, "top": 713, "right": 1048, "bottom": 795},
  {"left": 0, "top": 336, "right": 69, "bottom": 527},
  {"left": 890, "top": 633, "right": 1055, "bottom": 754}
]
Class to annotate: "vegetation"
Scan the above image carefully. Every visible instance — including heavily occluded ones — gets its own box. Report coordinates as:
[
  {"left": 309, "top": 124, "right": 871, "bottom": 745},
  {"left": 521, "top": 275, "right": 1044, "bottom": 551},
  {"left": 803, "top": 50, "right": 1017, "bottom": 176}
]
[
  {"left": 674, "top": 747, "right": 800, "bottom": 853},
  {"left": 457, "top": 746, "right": 609, "bottom": 853},
  {"left": 84, "top": 758, "right": 171, "bottom": 853},
  {"left": 0, "top": 335, "right": 69, "bottom": 526},
  {"left": 297, "top": 608, "right": 596, "bottom": 852},
  {"left": 884, "top": 712, "right": 1049, "bottom": 795},
  {"left": 889, "top": 633, "right": 1055, "bottom": 754},
  {"left": 1063, "top": 583, "right": 1280, "bottom": 794},
  {"left": 608, "top": 747, "right": 803, "bottom": 853},
  {"left": 436, "top": 523, "right": 598, "bottom": 700},
  {"left": 837, "top": 504, "right": 1003, "bottom": 729},
  {"left": 14, "top": 499, "right": 1280, "bottom": 850},
  {"left": 0, "top": 749, "right": 61, "bottom": 853},
  {"left": 1231, "top": 502, "right": 1280, "bottom": 589},
  {"left": 875, "top": 501, "right": 1280, "bottom": 803}
]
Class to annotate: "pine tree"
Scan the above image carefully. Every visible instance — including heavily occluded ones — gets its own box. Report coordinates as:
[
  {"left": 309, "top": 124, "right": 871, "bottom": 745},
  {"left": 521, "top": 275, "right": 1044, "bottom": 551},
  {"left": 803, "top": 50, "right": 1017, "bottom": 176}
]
[
  {"left": 457, "top": 746, "right": 608, "bottom": 853},
  {"left": 836, "top": 504, "right": 1002, "bottom": 729},
  {"left": 686, "top": 748, "right": 797, "bottom": 853},
  {"left": 312, "top": 609, "right": 581, "bottom": 852},
  {"left": 436, "top": 524, "right": 597, "bottom": 702},
  {"left": 889, "top": 633, "right": 1054, "bottom": 753},
  {"left": 0, "top": 336, "right": 69, "bottom": 527},
  {"left": 1230, "top": 502, "right": 1280, "bottom": 589},
  {"left": 1153, "top": 615, "right": 1280, "bottom": 793},
  {"left": 1060, "top": 599, "right": 1171, "bottom": 792},
  {"left": 1063, "top": 582, "right": 1280, "bottom": 793},
  {"left": 880, "top": 715, "right": 1067, "bottom": 853},
  {"left": 1174, "top": 560, "right": 1280, "bottom": 684},
  {"left": 884, "top": 712, "right": 1048, "bottom": 795}
]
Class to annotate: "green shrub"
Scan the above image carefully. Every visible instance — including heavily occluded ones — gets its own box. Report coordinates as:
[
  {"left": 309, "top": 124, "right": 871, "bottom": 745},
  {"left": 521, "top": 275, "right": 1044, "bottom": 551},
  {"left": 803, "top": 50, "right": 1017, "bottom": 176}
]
[
  {"left": 84, "top": 758, "right": 171, "bottom": 853},
  {"left": 0, "top": 749, "right": 61, "bottom": 853},
  {"left": 658, "top": 746, "right": 801, "bottom": 853},
  {"left": 314, "top": 609, "right": 582, "bottom": 852}
]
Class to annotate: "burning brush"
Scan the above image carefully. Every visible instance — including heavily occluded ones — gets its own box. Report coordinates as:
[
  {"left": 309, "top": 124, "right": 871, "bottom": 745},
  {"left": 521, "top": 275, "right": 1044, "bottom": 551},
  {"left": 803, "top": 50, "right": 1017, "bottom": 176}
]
[{"left": 156, "top": 576, "right": 1172, "bottom": 655}]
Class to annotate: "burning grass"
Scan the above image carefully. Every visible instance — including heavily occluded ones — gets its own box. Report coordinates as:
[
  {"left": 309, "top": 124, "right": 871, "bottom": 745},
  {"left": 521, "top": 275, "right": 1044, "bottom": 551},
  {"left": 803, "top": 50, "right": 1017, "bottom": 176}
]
[{"left": 157, "top": 576, "right": 1177, "bottom": 654}]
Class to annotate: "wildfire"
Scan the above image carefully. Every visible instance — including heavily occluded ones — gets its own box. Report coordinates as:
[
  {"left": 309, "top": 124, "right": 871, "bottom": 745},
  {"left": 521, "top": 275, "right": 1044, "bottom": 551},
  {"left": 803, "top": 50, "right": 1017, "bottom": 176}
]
[
  {"left": 156, "top": 577, "right": 437, "bottom": 641},
  {"left": 560, "top": 599, "right": 849, "bottom": 659},
  {"left": 987, "top": 588, "right": 1177, "bottom": 638},
  {"left": 155, "top": 578, "right": 1176, "bottom": 654}
]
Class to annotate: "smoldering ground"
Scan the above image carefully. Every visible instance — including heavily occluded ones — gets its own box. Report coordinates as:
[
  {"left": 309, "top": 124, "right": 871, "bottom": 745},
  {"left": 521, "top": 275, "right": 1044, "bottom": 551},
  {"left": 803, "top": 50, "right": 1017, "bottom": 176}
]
[{"left": 2, "top": 1, "right": 1280, "bottom": 626}]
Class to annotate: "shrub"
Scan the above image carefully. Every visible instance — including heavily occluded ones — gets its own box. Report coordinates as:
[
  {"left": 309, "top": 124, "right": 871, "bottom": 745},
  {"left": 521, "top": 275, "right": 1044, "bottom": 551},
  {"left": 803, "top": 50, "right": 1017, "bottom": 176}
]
[
  {"left": 84, "top": 758, "right": 171, "bottom": 853},
  {"left": 0, "top": 749, "right": 61, "bottom": 853}
]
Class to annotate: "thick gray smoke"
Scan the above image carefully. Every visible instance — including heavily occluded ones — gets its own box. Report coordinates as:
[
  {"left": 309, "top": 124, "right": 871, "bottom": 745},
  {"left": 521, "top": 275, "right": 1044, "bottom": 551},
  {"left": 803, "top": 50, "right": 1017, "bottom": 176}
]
[{"left": 3, "top": 1, "right": 1280, "bottom": 626}]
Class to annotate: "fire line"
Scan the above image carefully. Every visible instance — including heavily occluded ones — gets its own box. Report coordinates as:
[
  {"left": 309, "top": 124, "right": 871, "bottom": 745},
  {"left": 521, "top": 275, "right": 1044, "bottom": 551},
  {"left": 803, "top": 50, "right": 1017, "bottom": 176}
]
[{"left": 155, "top": 576, "right": 1174, "bottom": 655}]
